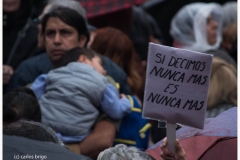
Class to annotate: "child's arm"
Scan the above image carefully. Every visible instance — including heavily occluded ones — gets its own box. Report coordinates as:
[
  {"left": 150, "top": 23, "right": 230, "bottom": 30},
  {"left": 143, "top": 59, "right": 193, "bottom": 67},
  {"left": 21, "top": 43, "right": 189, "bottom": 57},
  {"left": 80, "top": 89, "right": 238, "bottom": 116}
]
[
  {"left": 100, "top": 84, "right": 131, "bottom": 120},
  {"left": 30, "top": 74, "right": 47, "bottom": 100}
]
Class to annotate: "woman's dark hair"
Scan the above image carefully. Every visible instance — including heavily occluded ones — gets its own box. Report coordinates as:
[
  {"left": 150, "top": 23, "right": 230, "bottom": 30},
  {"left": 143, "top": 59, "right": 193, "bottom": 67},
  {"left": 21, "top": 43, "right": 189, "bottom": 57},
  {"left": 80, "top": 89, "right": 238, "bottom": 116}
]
[
  {"left": 41, "top": 7, "right": 89, "bottom": 46},
  {"left": 3, "top": 87, "right": 41, "bottom": 123}
]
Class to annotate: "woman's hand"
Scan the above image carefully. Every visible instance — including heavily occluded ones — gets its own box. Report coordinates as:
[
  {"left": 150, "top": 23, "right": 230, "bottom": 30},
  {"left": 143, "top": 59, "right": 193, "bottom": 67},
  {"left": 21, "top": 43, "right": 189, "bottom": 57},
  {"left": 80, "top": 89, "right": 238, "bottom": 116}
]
[{"left": 160, "top": 137, "right": 186, "bottom": 160}]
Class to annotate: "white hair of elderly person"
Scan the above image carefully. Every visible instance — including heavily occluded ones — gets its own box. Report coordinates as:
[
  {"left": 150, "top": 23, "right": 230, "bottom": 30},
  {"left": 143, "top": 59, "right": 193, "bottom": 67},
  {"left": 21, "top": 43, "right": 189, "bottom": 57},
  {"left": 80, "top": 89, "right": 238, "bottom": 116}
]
[
  {"left": 170, "top": 2, "right": 223, "bottom": 53},
  {"left": 97, "top": 144, "right": 155, "bottom": 160}
]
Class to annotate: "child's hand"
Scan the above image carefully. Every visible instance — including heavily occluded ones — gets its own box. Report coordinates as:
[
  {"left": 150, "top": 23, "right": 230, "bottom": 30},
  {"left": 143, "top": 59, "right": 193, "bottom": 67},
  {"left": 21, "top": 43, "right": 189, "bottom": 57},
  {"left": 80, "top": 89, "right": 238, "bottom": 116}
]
[{"left": 120, "top": 94, "right": 127, "bottom": 99}]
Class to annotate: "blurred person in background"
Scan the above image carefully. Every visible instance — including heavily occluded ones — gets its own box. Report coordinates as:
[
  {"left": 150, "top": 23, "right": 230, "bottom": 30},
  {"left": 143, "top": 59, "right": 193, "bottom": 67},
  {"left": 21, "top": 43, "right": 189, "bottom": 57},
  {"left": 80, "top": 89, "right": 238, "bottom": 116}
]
[
  {"left": 90, "top": 27, "right": 142, "bottom": 96},
  {"left": 222, "top": 1, "right": 237, "bottom": 28},
  {"left": 169, "top": 2, "right": 237, "bottom": 118},
  {"left": 221, "top": 1, "right": 237, "bottom": 63},
  {"left": 221, "top": 22, "right": 237, "bottom": 55},
  {"left": 3, "top": 0, "right": 45, "bottom": 92},
  {"left": 170, "top": 2, "right": 236, "bottom": 68},
  {"left": 206, "top": 57, "right": 237, "bottom": 118}
]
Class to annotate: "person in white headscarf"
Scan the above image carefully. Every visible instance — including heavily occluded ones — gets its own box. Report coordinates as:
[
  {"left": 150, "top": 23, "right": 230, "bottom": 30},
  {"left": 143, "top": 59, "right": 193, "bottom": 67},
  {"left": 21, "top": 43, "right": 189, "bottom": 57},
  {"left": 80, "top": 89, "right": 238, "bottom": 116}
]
[{"left": 170, "top": 2, "right": 236, "bottom": 68}]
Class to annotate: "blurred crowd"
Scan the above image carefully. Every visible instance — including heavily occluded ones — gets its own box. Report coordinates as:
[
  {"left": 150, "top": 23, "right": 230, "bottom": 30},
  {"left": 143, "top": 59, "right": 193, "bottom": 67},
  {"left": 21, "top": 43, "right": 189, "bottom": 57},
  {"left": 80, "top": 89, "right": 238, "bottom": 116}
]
[{"left": 3, "top": 0, "right": 237, "bottom": 160}]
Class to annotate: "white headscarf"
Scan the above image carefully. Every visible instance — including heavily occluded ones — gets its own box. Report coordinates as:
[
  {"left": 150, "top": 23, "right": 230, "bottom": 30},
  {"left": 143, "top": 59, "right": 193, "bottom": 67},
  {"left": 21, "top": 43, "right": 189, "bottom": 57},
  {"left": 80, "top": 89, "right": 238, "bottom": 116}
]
[{"left": 170, "top": 2, "right": 223, "bottom": 52}]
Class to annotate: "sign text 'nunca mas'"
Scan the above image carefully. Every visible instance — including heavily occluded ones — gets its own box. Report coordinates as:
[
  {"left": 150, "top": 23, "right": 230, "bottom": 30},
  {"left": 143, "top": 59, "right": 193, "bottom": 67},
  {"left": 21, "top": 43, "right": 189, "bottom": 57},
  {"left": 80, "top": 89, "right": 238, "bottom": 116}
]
[{"left": 143, "top": 43, "right": 213, "bottom": 129}]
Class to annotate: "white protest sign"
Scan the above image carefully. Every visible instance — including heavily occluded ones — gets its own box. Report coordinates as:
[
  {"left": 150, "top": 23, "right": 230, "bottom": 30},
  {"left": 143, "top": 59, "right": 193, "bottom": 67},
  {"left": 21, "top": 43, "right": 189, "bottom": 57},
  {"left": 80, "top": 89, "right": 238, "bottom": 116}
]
[{"left": 143, "top": 43, "right": 213, "bottom": 129}]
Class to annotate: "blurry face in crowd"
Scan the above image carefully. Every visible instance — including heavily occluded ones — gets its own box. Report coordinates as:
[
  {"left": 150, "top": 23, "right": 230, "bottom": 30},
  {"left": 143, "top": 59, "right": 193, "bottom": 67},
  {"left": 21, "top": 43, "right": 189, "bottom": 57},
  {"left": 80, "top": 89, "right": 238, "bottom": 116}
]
[
  {"left": 206, "top": 15, "right": 218, "bottom": 45},
  {"left": 44, "top": 17, "right": 86, "bottom": 62},
  {"left": 3, "top": 0, "right": 21, "bottom": 12},
  {"left": 80, "top": 55, "right": 106, "bottom": 76}
]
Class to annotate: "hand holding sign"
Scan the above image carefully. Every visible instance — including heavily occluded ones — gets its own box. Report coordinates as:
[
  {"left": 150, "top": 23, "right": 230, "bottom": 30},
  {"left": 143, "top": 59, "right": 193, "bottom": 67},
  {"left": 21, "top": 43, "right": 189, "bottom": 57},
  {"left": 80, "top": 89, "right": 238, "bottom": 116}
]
[{"left": 143, "top": 43, "right": 213, "bottom": 153}]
